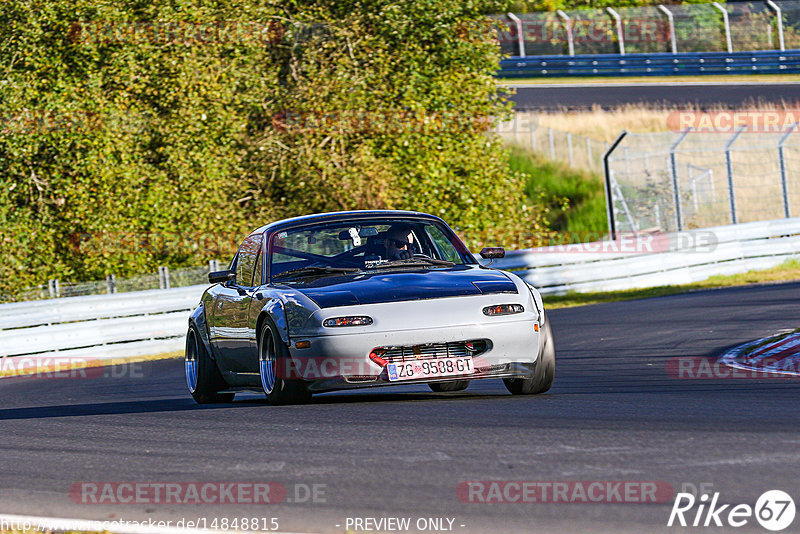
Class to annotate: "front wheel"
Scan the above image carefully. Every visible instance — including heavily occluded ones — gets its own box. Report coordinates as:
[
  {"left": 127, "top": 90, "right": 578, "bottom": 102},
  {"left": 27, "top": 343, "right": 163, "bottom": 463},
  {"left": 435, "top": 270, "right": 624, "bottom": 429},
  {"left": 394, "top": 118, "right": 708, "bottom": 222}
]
[
  {"left": 185, "top": 326, "right": 235, "bottom": 404},
  {"left": 503, "top": 314, "right": 555, "bottom": 395},
  {"left": 259, "top": 320, "right": 311, "bottom": 405}
]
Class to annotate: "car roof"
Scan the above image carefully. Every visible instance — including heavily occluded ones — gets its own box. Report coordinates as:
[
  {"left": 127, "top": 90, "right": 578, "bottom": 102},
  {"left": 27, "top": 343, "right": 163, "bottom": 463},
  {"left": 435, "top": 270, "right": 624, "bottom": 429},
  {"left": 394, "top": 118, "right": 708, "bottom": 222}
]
[{"left": 249, "top": 210, "right": 446, "bottom": 236}]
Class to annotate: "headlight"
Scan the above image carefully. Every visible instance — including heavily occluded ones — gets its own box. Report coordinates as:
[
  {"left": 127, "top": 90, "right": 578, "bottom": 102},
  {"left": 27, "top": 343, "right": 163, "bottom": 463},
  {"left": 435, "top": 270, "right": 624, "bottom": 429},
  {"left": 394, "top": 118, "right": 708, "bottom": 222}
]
[
  {"left": 323, "top": 316, "right": 373, "bottom": 327},
  {"left": 483, "top": 304, "right": 524, "bottom": 316}
]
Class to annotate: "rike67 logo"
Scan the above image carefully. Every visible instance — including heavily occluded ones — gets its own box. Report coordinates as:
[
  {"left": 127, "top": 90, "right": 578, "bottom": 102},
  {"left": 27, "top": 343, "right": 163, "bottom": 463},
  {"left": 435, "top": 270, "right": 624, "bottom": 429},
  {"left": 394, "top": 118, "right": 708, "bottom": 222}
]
[{"left": 668, "top": 490, "right": 795, "bottom": 531}]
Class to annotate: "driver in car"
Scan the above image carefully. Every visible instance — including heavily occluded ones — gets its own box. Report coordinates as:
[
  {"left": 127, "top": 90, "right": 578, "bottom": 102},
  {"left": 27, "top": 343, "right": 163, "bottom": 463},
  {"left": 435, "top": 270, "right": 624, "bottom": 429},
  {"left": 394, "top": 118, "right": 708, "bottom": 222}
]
[{"left": 384, "top": 225, "right": 415, "bottom": 260}]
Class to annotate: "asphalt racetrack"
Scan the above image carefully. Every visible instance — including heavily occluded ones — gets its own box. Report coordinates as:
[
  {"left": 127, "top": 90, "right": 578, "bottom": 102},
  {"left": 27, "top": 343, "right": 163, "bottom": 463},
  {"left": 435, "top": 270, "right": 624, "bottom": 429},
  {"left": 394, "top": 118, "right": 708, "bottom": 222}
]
[
  {"left": 1, "top": 281, "right": 800, "bottom": 533},
  {"left": 507, "top": 81, "right": 800, "bottom": 110}
]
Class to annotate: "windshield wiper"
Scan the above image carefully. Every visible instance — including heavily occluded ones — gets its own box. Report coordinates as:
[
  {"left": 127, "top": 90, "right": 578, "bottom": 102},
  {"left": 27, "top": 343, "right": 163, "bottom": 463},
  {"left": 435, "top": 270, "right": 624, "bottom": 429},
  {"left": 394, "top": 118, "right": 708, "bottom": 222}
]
[
  {"left": 273, "top": 266, "right": 361, "bottom": 280},
  {"left": 366, "top": 257, "right": 455, "bottom": 269}
]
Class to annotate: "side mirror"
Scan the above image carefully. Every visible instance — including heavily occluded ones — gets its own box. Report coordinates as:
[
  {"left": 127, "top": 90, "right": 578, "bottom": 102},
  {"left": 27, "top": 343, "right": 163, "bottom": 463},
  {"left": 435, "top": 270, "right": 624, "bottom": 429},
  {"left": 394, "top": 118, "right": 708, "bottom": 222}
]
[
  {"left": 479, "top": 247, "right": 506, "bottom": 260},
  {"left": 209, "top": 270, "right": 236, "bottom": 284}
]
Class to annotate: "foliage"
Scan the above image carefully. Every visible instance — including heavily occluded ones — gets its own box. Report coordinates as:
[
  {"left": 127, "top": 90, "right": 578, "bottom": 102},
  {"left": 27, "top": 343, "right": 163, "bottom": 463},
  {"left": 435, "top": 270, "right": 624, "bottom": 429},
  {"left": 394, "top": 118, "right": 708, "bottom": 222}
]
[{"left": 0, "top": 0, "right": 539, "bottom": 296}]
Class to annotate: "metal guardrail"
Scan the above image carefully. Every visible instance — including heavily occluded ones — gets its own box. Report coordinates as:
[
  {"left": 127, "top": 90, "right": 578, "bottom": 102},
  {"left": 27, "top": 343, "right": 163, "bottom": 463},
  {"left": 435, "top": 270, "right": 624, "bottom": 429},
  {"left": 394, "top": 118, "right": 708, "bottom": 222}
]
[
  {"left": 1, "top": 217, "right": 798, "bottom": 362},
  {"left": 498, "top": 49, "right": 800, "bottom": 77},
  {"left": 0, "top": 285, "right": 207, "bottom": 360},
  {"left": 492, "top": 218, "right": 800, "bottom": 294}
]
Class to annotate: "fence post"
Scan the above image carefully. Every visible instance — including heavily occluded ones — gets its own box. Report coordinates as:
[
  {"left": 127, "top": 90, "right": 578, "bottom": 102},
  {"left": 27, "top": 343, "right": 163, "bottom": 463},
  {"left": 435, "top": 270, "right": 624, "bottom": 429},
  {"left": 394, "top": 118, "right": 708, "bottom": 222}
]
[
  {"left": 158, "top": 266, "right": 171, "bottom": 289},
  {"left": 530, "top": 123, "right": 536, "bottom": 151},
  {"left": 556, "top": 10, "right": 575, "bottom": 56},
  {"left": 513, "top": 113, "right": 519, "bottom": 144},
  {"left": 603, "top": 130, "right": 628, "bottom": 241},
  {"left": 712, "top": 2, "right": 733, "bottom": 53},
  {"left": 778, "top": 122, "right": 798, "bottom": 218},
  {"left": 724, "top": 126, "right": 746, "bottom": 224},
  {"left": 766, "top": 0, "right": 785, "bottom": 52},
  {"left": 606, "top": 7, "right": 625, "bottom": 55},
  {"left": 586, "top": 137, "right": 593, "bottom": 168},
  {"left": 48, "top": 279, "right": 60, "bottom": 299},
  {"left": 548, "top": 127, "right": 555, "bottom": 160},
  {"left": 657, "top": 5, "right": 678, "bottom": 54},
  {"left": 507, "top": 13, "right": 526, "bottom": 57},
  {"left": 669, "top": 128, "right": 692, "bottom": 231},
  {"left": 567, "top": 132, "right": 574, "bottom": 166},
  {"left": 106, "top": 274, "right": 116, "bottom": 295}
]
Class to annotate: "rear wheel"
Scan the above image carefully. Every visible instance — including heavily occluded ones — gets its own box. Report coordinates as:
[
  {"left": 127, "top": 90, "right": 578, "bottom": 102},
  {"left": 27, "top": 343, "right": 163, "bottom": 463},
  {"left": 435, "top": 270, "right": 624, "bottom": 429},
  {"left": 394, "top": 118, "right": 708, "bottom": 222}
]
[
  {"left": 428, "top": 380, "right": 470, "bottom": 392},
  {"left": 259, "top": 320, "right": 311, "bottom": 405},
  {"left": 185, "top": 326, "right": 235, "bottom": 404},
  {"left": 503, "top": 314, "right": 555, "bottom": 395}
]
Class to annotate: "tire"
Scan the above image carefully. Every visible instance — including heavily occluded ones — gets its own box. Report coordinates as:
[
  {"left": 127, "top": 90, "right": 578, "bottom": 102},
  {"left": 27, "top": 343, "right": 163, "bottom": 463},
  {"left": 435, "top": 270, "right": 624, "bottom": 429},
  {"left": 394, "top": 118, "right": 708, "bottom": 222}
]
[
  {"left": 503, "top": 314, "right": 555, "bottom": 395},
  {"left": 258, "top": 319, "right": 311, "bottom": 405},
  {"left": 428, "top": 380, "right": 470, "bottom": 392},
  {"left": 185, "top": 326, "right": 235, "bottom": 404}
]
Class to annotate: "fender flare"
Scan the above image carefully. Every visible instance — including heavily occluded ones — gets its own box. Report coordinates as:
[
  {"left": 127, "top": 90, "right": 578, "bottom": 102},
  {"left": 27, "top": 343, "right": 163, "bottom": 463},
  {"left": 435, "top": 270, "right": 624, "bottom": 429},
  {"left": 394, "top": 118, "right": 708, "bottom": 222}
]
[
  {"left": 188, "top": 303, "right": 215, "bottom": 360},
  {"left": 257, "top": 298, "right": 291, "bottom": 346}
]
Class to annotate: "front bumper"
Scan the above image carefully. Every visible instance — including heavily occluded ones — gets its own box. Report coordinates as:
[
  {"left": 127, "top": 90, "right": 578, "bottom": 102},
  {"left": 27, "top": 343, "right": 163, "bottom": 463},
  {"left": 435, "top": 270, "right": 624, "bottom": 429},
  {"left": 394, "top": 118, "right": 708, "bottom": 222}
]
[{"left": 286, "top": 318, "right": 540, "bottom": 392}]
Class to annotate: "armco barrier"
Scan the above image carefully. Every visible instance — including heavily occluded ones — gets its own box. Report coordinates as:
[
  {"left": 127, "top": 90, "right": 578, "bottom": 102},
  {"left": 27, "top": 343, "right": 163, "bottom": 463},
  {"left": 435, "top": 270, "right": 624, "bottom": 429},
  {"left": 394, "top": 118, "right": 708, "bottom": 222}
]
[
  {"left": 1, "top": 217, "right": 799, "bottom": 362},
  {"left": 497, "top": 49, "right": 800, "bottom": 77},
  {"left": 0, "top": 285, "right": 207, "bottom": 360},
  {"left": 491, "top": 218, "right": 800, "bottom": 294}
]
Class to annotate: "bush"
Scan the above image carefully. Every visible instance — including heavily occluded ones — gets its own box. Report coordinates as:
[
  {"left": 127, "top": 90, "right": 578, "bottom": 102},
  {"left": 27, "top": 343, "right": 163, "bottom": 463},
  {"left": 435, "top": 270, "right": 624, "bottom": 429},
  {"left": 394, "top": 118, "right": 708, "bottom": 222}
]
[{"left": 0, "top": 0, "right": 541, "bottom": 297}]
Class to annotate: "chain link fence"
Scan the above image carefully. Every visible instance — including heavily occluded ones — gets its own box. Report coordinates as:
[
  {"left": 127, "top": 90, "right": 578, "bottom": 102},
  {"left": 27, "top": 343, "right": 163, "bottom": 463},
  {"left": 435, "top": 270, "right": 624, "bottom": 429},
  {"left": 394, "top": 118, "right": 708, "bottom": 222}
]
[
  {"left": 496, "top": 112, "right": 607, "bottom": 172},
  {"left": 494, "top": 1, "right": 800, "bottom": 56},
  {"left": 607, "top": 126, "right": 800, "bottom": 234},
  {"left": 496, "top": 112, "right": 800, "bottom": 236}
]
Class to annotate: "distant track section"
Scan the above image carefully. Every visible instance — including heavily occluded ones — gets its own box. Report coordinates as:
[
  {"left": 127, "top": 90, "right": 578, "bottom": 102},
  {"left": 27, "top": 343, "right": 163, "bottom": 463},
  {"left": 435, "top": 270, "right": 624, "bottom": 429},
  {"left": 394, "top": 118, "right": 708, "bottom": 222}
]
[{"left": 507, "top": 81, "right": 800, "bottom": 110}]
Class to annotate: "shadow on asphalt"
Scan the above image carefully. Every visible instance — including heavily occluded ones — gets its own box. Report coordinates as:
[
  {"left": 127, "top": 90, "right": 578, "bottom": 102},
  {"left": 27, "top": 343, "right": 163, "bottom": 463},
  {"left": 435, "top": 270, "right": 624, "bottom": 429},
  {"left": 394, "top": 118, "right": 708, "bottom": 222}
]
[
  {"left": 0, "top": 390, "right": 524, "bottom": 420},
  {"left": 0, "top": 398, "right": 224, "bottom": 420}
]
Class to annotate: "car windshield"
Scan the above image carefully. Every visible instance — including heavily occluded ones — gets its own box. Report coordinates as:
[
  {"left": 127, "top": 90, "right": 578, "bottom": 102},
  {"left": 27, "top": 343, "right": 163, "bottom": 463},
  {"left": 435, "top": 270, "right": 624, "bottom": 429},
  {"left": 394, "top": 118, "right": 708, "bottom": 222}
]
[{"left": 269, "top": 218, "right": 475, "bottom": 279}]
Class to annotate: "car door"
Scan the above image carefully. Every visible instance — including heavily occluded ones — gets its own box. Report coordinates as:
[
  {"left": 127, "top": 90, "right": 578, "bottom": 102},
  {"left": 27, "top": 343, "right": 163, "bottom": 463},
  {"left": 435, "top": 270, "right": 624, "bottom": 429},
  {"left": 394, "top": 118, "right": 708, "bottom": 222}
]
[{"left": 211, "top": 233, "right": 261, "bottom": 374}]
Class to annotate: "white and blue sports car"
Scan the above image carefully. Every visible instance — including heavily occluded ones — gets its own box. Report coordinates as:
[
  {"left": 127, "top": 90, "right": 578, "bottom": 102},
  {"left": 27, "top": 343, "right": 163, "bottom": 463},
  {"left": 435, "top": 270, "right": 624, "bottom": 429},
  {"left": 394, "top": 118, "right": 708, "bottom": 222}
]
[{"left": 185, "top": 210, "right": 555, "bottom": 404}]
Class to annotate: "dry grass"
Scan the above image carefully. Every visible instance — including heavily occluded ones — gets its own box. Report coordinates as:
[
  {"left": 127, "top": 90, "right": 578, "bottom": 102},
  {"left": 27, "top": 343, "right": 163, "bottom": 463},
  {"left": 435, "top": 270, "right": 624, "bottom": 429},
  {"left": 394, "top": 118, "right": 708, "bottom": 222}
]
[
  {"left": 531, "top": 106, "right": 670, "bottom": 142},
  {"left": 512, "top": 102, "right": 800, "bottom": 143}
]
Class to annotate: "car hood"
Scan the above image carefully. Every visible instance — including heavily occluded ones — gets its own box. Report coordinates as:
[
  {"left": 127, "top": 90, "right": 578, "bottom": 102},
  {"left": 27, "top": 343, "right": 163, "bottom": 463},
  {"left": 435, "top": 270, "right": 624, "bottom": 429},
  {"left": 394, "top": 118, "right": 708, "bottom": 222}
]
[{"left": 284, "top": 266, "right": 517, "bottom": 309}]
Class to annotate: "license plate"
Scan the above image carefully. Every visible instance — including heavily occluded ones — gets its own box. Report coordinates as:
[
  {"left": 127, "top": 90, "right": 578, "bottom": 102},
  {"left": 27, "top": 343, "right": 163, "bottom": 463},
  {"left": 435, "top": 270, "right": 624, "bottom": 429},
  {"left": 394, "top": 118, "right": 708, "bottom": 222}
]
[{"left": 386, "top": 356, "right": 474, "bottom": 382}]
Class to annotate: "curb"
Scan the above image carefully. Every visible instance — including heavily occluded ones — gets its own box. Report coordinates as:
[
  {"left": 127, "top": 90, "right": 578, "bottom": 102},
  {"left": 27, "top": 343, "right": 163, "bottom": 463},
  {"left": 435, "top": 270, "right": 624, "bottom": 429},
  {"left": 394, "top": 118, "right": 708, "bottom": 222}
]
[{"left": 719, "top": 328, "right": 800, "bottom": 377}]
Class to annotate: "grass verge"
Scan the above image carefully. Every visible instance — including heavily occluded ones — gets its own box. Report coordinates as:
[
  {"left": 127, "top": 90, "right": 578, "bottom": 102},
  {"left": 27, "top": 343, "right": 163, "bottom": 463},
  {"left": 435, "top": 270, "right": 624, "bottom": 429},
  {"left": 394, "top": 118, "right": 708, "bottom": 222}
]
[
  {"left": 0, "top": 351, "right": 182, "bottom": 378},
  {"left": 544, "top": 259, "right": 800, "bottom": 309},
  {"left": 509, "top": 145, "right": 607, "bottom": 235}
]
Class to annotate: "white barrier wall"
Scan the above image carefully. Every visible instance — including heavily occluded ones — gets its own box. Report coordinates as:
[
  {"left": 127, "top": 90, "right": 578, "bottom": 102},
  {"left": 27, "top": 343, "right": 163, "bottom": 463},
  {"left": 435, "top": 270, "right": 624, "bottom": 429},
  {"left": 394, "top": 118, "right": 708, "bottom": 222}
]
[
  {"left": 491, "top": 218, "right": 800, "bottom": 294},
  {"left": 0, "top": 285, "right": 207, "bottom": 361},
  {"left": 1, "top": 217, "right": 799, "bottom": 362}
]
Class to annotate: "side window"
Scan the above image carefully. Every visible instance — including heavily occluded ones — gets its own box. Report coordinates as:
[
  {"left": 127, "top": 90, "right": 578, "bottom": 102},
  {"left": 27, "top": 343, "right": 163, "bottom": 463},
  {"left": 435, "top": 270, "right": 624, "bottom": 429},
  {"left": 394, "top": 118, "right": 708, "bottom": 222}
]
[
  {"left": 235, "top": 234, "right": 261, "bottom": 287},
  {"left": 253, "top": 238, "right": 264, "bottom": 286},
  {"left": 425, "top": 225, "right": 462, "bottom": 263}
]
